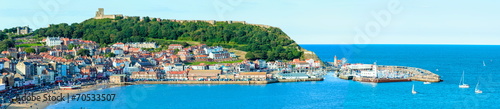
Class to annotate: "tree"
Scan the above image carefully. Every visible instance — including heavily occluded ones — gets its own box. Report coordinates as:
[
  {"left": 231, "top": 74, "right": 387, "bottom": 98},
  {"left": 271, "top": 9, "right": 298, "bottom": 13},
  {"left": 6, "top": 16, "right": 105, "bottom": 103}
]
[
  {"left": 24, "top": 48, "right": 36, "bottom": 53},
  {"left": 0, "top": 39, "right": 15, "bottom": 51},
  {"left": 33, "top": 18, "right": 304, "bottom": 61},
  {"left": 174, "top": 49, "right": 180, "bottom": 54},
  {"left": 67, "top": 44, "right": 77, "bottom": 50},
  {"left": 143, "top": 16, "right": 151, "bottom": 22},
  {"left": 40, "top": 47, "right": 48, "bottom": 52},
  {"left": 105, "top": 52, "right": 116, "bottom": 57},
  {"left": 0, "top": 31, "right": 7, "bottom": 40},
  {"left": 245, "top": 52, "right": 255, "bottom": 60},
  {"left": 64, "top": 54, "right": 74, "bottom": 59},
  {"left": 6, "top": 56, "right": 13, "bottom": 60},
  {"left": 77, "top": 49, "right": 90, "bottom": 56}
]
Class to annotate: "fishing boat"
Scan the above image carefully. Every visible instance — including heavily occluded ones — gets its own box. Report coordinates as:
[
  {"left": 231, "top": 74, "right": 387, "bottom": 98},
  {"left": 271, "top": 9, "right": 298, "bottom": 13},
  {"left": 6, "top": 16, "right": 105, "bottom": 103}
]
[
  {"left": 459, "top": 71, "right": 469, "bottom": 88},
  {"left": 423, "top": 82, "right": 431, "bottom": 84},
  {"left": 475, "top": 81, "right": 483, "bottom": 94},
  {"left": 412, "top": 84, "right": 418, "bottom": 94}
]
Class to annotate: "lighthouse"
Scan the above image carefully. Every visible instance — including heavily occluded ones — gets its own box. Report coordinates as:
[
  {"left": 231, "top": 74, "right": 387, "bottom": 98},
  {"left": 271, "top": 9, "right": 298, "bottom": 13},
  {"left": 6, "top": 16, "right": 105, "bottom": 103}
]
[{"left": 333, "top": 55, "right": 337, "bottom": 66}]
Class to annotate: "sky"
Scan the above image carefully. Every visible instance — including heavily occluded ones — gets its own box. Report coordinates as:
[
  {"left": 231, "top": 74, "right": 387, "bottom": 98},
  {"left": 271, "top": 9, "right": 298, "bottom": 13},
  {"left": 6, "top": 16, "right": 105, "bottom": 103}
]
[{"left": 1, "top": 0, "right": 499, "bottom": 44}]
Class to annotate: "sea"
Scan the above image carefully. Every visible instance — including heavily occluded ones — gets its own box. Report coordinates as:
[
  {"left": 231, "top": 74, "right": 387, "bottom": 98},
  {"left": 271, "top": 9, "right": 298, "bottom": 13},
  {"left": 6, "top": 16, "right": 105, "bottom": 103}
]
[{"left": 48, "top": 44, "right": 500, "bottom": 109}]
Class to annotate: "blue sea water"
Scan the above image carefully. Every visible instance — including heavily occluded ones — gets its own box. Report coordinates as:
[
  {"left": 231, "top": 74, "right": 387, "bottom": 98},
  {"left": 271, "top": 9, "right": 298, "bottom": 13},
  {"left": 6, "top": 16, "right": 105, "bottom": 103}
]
[{"left": 48, "top": 44, "right": 500, "bottom": 109}]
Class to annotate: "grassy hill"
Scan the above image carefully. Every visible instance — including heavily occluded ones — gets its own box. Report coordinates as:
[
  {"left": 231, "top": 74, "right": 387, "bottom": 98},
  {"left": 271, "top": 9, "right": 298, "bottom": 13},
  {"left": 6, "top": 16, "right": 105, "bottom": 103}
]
[{"left": 34, "top": 17, "right": 308, "bottom": 61}]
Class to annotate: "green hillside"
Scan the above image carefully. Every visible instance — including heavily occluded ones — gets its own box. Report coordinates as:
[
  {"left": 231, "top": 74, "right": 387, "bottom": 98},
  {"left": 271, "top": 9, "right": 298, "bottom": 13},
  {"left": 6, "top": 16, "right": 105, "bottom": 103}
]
[{"left": 34, "top": 17, "right": 303, "bottom": 61}]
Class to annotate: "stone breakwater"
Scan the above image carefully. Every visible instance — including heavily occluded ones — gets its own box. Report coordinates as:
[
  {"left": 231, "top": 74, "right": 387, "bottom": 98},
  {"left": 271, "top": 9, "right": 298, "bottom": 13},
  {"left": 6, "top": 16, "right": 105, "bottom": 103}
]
[
  {"left": 380, "top": 66, "right": 442, "bottom": 82},
  {"left": 336, "top": 65, "right": 442, "bottom": 83}
]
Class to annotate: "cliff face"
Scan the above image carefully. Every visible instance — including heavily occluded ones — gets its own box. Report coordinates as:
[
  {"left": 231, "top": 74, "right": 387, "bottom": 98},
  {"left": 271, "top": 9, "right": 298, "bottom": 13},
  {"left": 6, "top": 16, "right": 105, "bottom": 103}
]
[{"left": 300, "top": 48, "right": 324, "bottom": 66}]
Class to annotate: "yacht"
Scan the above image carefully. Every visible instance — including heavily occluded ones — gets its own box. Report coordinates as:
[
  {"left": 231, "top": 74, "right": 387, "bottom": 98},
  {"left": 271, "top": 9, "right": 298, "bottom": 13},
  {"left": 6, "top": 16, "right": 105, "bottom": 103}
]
[
  {"left": 412, "top": 84, "right": 418, "bottom": 94},
  {"left": 475, "top": 81, "right": 483, "bottom": 94},
  {"left": 459, "top": 71, "right": 469, "bottom": 88}
]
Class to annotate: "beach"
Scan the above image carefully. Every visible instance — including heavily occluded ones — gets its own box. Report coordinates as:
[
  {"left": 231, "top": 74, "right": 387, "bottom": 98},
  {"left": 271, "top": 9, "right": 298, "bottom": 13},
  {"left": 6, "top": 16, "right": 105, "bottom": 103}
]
[{"left": 7, "top": 83, "right": 122, "bottom": 109}]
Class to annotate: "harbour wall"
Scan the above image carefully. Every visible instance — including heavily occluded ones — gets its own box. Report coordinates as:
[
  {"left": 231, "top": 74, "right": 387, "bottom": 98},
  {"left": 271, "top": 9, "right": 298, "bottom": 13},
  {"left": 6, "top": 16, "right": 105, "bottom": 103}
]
[{"left": 337, "top": 65, "right": 442, "bottom": 83}]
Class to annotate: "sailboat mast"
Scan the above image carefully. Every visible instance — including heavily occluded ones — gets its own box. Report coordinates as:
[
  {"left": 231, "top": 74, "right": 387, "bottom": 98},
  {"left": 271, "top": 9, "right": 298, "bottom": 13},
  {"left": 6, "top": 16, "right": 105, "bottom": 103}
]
[
  {"left": 475, "top": 81, "right": 479, "bottom": 90},
  {"left": 460, "top": 71, "right": 465, "bottom": 85}
]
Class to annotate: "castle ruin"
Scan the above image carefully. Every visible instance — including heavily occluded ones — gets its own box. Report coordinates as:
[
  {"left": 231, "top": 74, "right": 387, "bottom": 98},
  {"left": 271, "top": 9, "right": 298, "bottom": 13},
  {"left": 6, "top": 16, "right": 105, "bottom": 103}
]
[
  {"left": 94, "top": 8, "right": 123, "bottom": 19},
  {"left": 93, "top": 8, "right": 273, "bottom": 28}
]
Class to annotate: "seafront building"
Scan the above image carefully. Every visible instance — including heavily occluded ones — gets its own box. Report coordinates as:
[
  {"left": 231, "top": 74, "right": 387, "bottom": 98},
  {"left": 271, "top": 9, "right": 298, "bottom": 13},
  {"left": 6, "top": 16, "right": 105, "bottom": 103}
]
[{"left": 0, "top": 37, "right": 324, "bottom": 91}]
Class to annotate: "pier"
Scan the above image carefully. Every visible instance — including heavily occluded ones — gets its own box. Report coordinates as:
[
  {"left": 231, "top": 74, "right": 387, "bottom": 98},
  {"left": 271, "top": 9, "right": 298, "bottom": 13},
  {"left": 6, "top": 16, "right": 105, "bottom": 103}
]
[{"left": 334, "top": 64, "right": 441, "bottom": 83}]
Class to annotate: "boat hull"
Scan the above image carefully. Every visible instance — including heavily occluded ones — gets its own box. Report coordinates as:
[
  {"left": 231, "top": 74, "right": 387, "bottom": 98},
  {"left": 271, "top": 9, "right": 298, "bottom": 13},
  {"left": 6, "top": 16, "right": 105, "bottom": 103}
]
[{"left": 459, "top": 85, "right": 470, "bottom": 88}]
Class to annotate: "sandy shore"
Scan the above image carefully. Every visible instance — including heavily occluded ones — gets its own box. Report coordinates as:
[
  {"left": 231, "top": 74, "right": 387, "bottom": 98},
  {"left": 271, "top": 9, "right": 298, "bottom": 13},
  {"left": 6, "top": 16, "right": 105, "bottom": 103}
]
[{"left": 7, "top": 83, "right": 123, "bottom": 109}]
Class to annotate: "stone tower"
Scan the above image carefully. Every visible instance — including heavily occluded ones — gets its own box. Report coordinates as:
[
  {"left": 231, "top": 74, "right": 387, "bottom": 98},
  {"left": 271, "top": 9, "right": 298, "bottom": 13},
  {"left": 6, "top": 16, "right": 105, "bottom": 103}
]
[{"left": 95, "top": 8, "right": 104, "bottom": 18}]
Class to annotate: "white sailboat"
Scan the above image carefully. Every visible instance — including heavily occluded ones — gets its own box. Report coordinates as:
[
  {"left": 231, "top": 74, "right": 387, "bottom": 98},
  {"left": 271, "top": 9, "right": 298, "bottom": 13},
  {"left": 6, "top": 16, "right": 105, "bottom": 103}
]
[
  {"left": 475, "top": 81, "right": 483, "bottom": 94},
  {"left": 483, "top": 61, "right": 486, "bottom": 66},
  {"left": 412, "top": 84, "right": 418, "bottom": 94},
  {"left": 459, "top": 71, "right": 470, "bottom": 88}
]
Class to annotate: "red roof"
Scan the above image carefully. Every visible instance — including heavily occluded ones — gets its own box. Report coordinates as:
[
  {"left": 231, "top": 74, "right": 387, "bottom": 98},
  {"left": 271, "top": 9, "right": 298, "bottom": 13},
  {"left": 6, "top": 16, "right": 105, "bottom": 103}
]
[
  {"left": 0, "top": 58, "right": 10, "bottom": 62},
  {"left": 167, "top": 71, "right": 187, "bottom": 74},
  {"left": 129, "top": 48, "right": 141, "bottom": 52},
  {"left": 195, "top": 55, "right": 208, "bottom": 57}
]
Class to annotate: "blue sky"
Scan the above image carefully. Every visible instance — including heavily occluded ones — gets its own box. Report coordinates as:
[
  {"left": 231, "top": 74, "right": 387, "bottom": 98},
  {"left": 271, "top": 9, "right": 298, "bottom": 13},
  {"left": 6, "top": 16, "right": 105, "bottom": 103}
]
[{"left": 1, "top": 0, "right": 499, "bottom": 44}]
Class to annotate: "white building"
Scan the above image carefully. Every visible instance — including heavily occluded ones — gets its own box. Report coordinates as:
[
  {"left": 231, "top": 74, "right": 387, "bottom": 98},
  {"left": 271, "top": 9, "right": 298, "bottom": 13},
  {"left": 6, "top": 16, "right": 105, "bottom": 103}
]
[
  {"left": 114, "top": 49, "right": 124, "bottom": 55},
  {"left": 204, "top": 46, "right": 223, "bottom": 54},
  {"left": 124, "top": 42, "right": 158, "bottom": 48},
  {"left": 0, "top": 84, "right": 5, "bottom": 91},
  {"left": 346, "top": 63, "right": 378, "bottom": 78},
  {"left": 112, "top": 42, "right": 125, "bottom": 48},
  {"left": 46, "top": 37, "right": 63, "bottom": 46}
]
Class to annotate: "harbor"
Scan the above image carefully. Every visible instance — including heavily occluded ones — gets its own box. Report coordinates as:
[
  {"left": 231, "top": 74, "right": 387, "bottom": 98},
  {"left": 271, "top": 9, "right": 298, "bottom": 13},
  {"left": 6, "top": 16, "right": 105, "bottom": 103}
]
[{"left": 330, "top": 57, "right": 441, "bottom": 83}]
